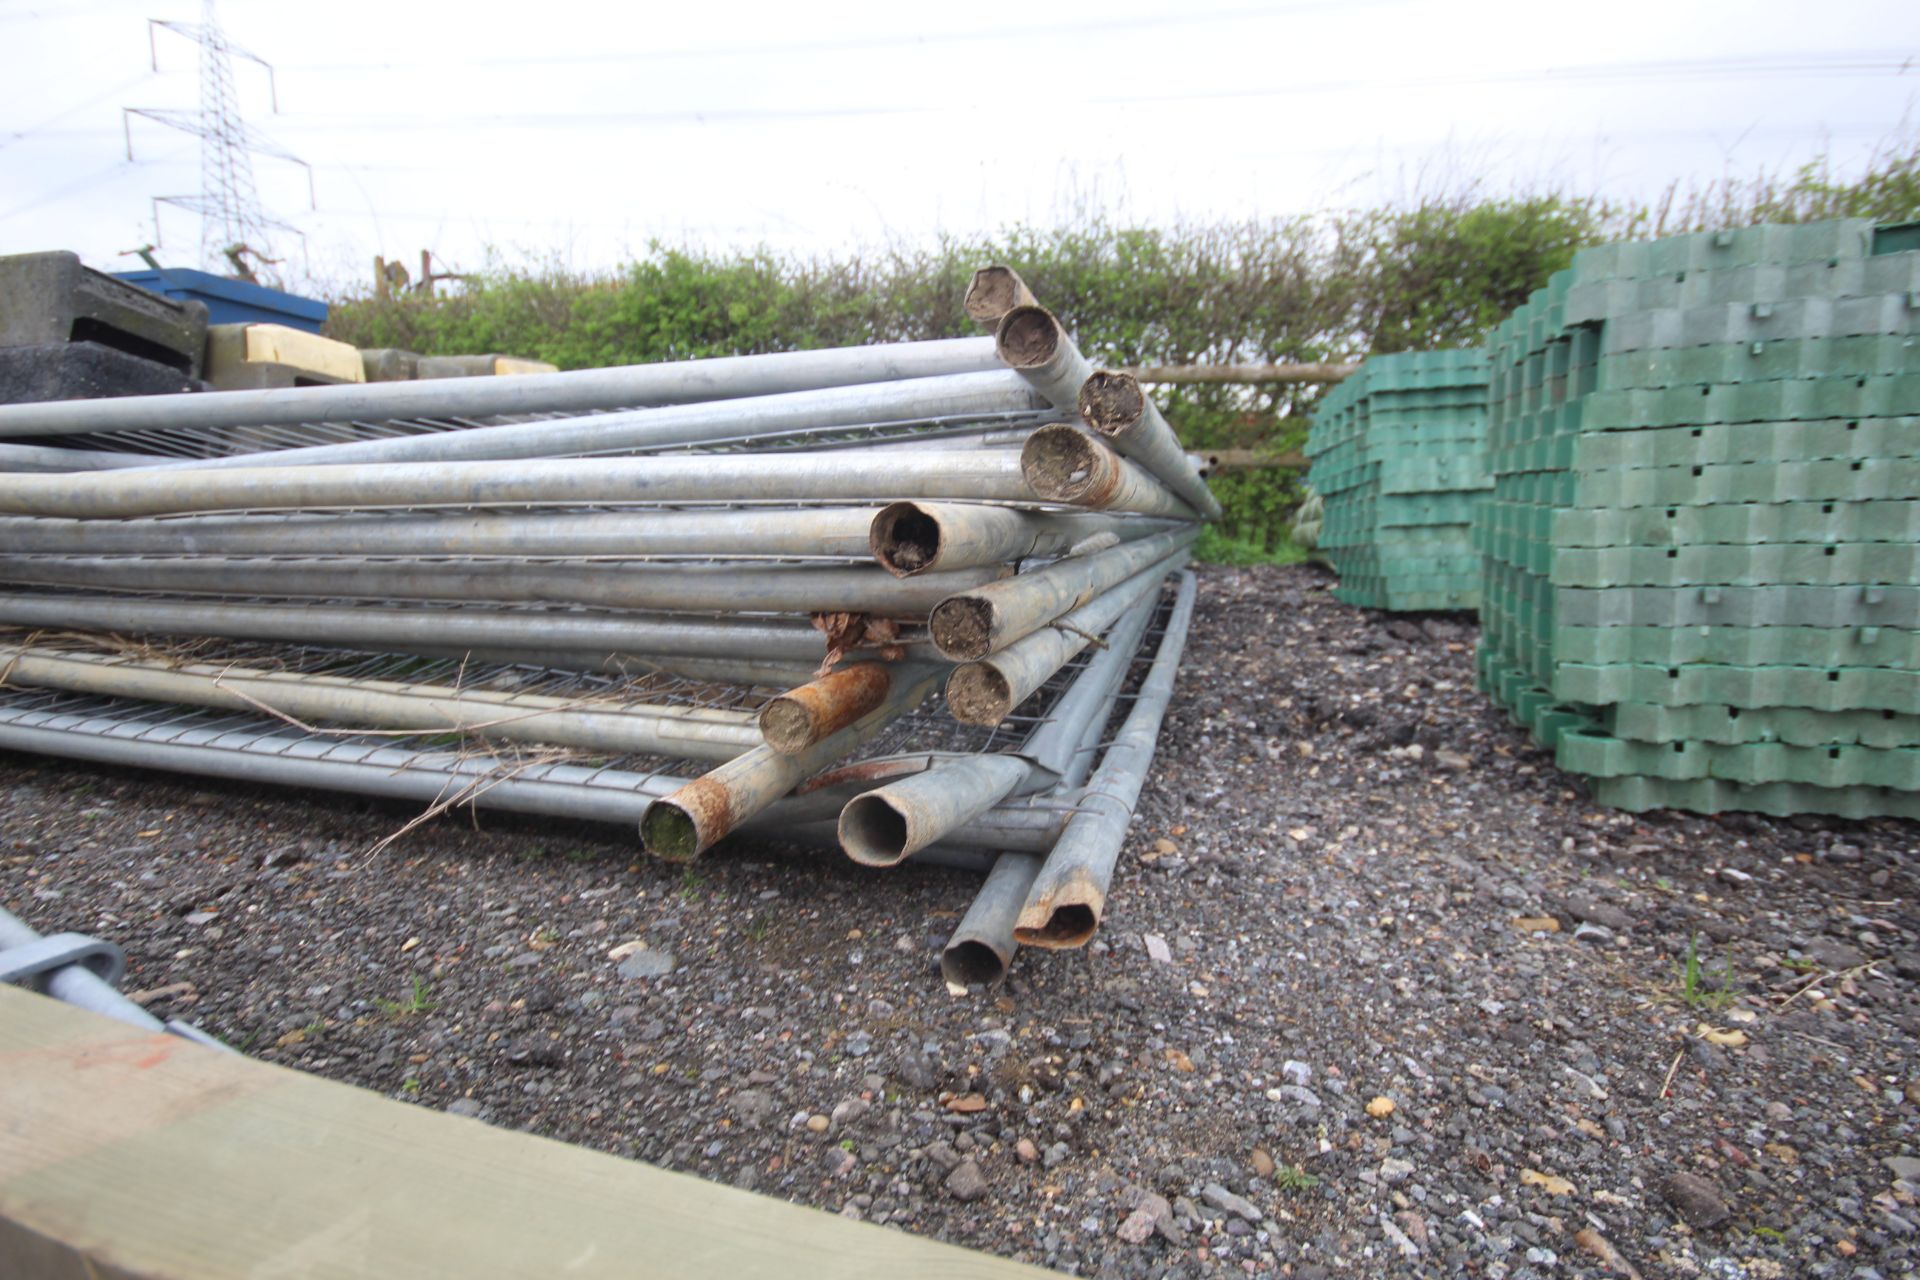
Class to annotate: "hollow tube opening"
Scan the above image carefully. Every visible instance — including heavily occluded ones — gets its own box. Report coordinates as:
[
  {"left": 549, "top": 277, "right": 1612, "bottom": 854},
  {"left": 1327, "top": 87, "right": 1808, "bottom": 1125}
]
[
  {"left": 838, "top": 794, "right": 911, "bottom": 866},
  {"left": 940, "top": 940, "right": 1009, "bottom": 988}
]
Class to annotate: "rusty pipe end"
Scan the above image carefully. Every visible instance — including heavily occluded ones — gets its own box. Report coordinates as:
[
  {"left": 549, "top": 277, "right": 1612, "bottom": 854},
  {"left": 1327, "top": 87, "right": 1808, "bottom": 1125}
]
[
  {"left": 837, "top": 792, "right": 913, "bottom": 867},
  {"left": 759, "top": 663, "right": 893, "bottom": 754},
  {"left": 1012, "top": 904, "right": 1098, "bottom": 950},
  {"left": 945, "top": 661, "right": 1015, "bottom": 725},
  {"left": 869, "top": 501, "right": 941, "bottom": 578},
  {"left": 995, "top": 305, "right": 1063, "bottom": 371},
  {"left": 1020, "top": 423, "right": 1114, "bottom": 505},
  {"left": 963, "top": 265, "right": 1034, "bottom": 328},
  {"left": 1078, "top": 370, "right": 1147, "bottom": 436},
  {"left": 641, "top": 776, "right": 732, "bottom": 861},
  {"left": 940, "top": 938, "right": 1011, "bottom": 988},
  {"left": 929, "top": 596, "right": 995, "bottom": 663}
]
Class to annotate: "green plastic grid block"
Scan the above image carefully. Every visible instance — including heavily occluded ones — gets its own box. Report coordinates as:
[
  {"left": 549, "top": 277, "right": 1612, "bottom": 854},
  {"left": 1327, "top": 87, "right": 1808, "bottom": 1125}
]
[
  {"left": 1552, "top": 624, "right": 1919, "bottom": 669},
  {"left": 1586, "top": 774, "right": 1920, "bottom": 818},
  {"left": 1604, "top": 703, "right": 1920, "bottom": 749},
  {"left": 1550, "top": 662, "right": 1920, "bottom": 712},
  {"left": 1558, "top": 731, "right": 1920, "bottom": 788}
]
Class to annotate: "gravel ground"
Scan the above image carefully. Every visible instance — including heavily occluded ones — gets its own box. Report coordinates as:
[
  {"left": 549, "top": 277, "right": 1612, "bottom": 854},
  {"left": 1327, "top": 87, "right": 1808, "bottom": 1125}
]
[{"left": 5, "top": 562, "right": 1917, "bottom": 1279}]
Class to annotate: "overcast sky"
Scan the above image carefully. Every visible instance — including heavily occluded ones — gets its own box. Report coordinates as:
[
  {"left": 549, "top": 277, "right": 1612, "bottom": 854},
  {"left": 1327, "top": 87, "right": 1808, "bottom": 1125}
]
[{"left": 2, "top": 0, "right": 1916, "bottom": 293}]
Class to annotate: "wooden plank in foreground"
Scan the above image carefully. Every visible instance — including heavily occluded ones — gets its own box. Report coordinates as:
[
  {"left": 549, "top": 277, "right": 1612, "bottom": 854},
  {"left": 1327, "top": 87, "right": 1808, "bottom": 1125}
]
[{"left": 0, "top": 986, "right": 1048, "bottom": 1280}]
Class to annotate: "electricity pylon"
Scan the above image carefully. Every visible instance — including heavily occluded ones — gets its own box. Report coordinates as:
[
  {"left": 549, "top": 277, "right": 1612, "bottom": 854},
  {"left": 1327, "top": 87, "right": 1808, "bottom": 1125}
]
[{"left": 124, "top": 0, "right": 313, "bottom": 281}]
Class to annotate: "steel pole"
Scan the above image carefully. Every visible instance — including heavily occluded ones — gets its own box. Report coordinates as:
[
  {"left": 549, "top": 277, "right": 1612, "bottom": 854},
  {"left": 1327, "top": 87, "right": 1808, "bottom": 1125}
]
[
  {"left": 1020, "top": 424, "right": 1198, "bottom": 519},
  {"left": 0, "top": 507, "right": 882, "bottom": 559},
  {"left": 867, "top": 503, "right": 1177, "bottom": 578},
  {"left": 938, "top": 852, "right": 1042, "bottom": 988},
  {"left": 836, "top": 753, "right": 1030, "bottom": 867},
  {"left": 0, "top": 556, "right": 1007, "bottom": 618},
  {"left": 1077, "top": 370, "right": 1224, "bottom": 520},
  {"left": 928, "top": 527, "right": 1196, "bottom": 661},
  {"left": 0, "top": 338, "right": 1004, "bottom": 439},
  {"left": 0, "top": 450, "right": 1045, "bottom": 519},
  {"left": 1014, "top": 571, "right": 1198, "bottom": 948},
  {"left": 945, "top": 552, "right": 1183, "bottom": 726}
]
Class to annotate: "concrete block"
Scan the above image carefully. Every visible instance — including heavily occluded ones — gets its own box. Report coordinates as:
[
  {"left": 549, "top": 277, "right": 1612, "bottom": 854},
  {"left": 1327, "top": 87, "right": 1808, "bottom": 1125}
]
[
  {"left": 0, "top": 250, "right": 209, "bottom": 376},
  {"left": 359, "top": 348, "right": 420, "bottom": 382},
  {"left": 204, "top": 323, "right": 366, "bottom": 390},
  {"left": 0, "top": 341, "right": 205, "bottom": 405},
  {"left": 415, "top": 353, "right": 559, "bottom": 379}
]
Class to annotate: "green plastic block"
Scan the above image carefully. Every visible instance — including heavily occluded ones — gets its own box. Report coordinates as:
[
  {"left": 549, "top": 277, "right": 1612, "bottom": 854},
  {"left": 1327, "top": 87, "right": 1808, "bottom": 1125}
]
[
  {"left": 1549, "top": 542, "right": 1920, "bottom": 589},
  {"left": 1554, "top": 584, "right": 1919, "bottom": 629},
  {"left": 1558, "top": 731, "right": 1920, "bottom": 788},
  {"left": 1586, "top": 774, "right": 1920, "bottom": 817},
  {"left": 1553, "top": 624, "right": 1920, "bottom": 669},
  {"left": 1571, "top": 458, "right": 1920, "bottom": 508},
  {"left": 1550, "top": 662, "right": 1920, "bottom": 712},
  {"left": 1605, "top": 703, "right": 1920, "bottom": 749},
  {"left": 1552, "top": 500, "right": 1920, "bottom": 549}
]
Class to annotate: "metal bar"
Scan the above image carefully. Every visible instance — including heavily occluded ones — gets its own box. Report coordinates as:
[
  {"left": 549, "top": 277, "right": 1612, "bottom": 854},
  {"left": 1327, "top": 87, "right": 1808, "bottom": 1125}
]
[
  {"left": 0, "top": 594, "right": 878, "bottom": 663},
  {"left": 0, "top": 646, "right": 759, "bottom": 761},
  {"left": 640, "top": 670, "right": 944, "bottom": 860},
  {"left": 0, "top": 507, "right": 882, "bottom": 559},
  {"left": 837, "top": 753, "right": 1029, "bottom": 867},
  {"left": 0, "top": 694, "right": 1073, "bottom": 850},
  {"left": 868, "top": 503, "right": 1177, "bottom": 578},
  {"left": 0, "top": 443, "right": 156, "bottom": 473},
  {"left": 963, "top": 265, "right": 1037, "bottom": 330},
  {"left": 0, "top": 556, "right": 1007, "bottom": 618},
  {"left": 998, "top": 309, "right": 1219, "bottom": 519},
  {"left": 945, "top": 553, "right": 1181, "bottom": 725},
  {"left": 758, "top": 663, "right": 897, "bottom": 754},
  {"left": 0, "top": 338, "right": 1003, "bottom": 439},
  {"left": 1125, "top": 362, "right": 1357, "bottom": 385},
  {"left": 0, "top": 450, "right": 1049, "bottom": 519},
  {"left": 1077, "top": 371, "right": 1225, "bottom": 521},
  {"left": 1014, "top": 571, "right": 1198, "bottom": 948},
  {"left": 1013, "top": 579, "right": 1164, "bottom": 780},
  {"left": 928, "top": 527, "right": 1196, "bottom": 661},
  {"left": 129, "top": 371, "right": 1048, "bottom": 470},
  {"left": 939, "top": 852, "right": 1041, "bottom": 988},
  {"left": 1020, "top": 424, "right": 1197, "bottom": 520}
]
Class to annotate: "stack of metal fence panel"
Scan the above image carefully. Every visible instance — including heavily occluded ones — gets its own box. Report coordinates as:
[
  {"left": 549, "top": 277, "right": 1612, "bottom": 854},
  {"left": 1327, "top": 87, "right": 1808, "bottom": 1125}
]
[
  {"left": 1475, "top": 217, "right": 1920, "bottom": 818},
  {"left": 0, "top": 266, "right": 1214, "bottom": 984},
  {"left": 1303, "top": 348, "right": 1490, "bottom": 610}
]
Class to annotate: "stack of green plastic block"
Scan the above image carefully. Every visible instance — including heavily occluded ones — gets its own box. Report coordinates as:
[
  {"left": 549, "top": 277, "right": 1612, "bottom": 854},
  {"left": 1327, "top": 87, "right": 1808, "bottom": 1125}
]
[
  {"left": 1474, "top": 217, "right": 1920, "bottom": 817},
  {"left": 1304, "top": 348, "right": 1491, "bottom": 610}
]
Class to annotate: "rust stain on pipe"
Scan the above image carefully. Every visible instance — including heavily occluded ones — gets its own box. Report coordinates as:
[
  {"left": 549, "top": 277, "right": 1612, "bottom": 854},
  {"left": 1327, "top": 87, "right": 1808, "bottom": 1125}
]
[
  {"left": 795, "top": 756, "right": 929, "bottom": 795},
  {"left": 640, "top": 776, "right": 732, "bottom": 861},
  {"left": 758, "top": 663, "right": 893, "bottom": 754},
  {"left": 1013, "top": 865, "right": 1104, "bottom": 950}
]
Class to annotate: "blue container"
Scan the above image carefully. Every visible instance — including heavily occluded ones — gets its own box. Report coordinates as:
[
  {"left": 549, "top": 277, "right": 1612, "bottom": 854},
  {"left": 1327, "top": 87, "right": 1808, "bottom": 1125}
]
[{"left": 113, "top": 268, "right": 328, "bottom": 334}]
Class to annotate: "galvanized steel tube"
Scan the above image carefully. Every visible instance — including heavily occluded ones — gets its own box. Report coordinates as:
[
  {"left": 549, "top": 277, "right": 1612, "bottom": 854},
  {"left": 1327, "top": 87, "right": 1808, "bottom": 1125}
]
[
  {"left": 0, "top": 451, "right": 1043, "bottom": 519},
  {"left": 964, "top": 266, "right": 1038, "bottom": 330},
  {"left": 1077, "top": 370, "right": 1223, "bottom": 520},
  {"left": 1020, "top": 425, "right": 1197, "bottom": 519},
  {"left": 868, "top": 503, "right": 1177, "bottom": 577},
  {"left": 0, "top": 556, "right": 1006, "bottom": 618},
  {"left": 0, "top": 507, "right": 881, "bottom": 560},
  {"left": 0, "top": 646, "right": 759, "bottom": 761},
  {"left": 939, "top": 852, "right": 1041, "bottom": 988},
  {"left": 0, "top": 594, "right": 869, "bottom": 663},
  {"left": 1013, "top": 579, "right": 1165, "bottom": 780},
  {"left": 136, "top": 370, "right": 1047, "bottom": 470},
  {"left": 995, "top": 306, "right": 1093, "bottom": 413},
  {"left": 837, "top": 753, "right": 1029, "bottom": 867},
  {"left": 945, "top": 552, "right": 1182, "bottom": 726},
  {"left": 0, "top": 443, "right": 154, "bottom": 473},
  {"left": 0, "top": 338, "right": 1004, "bottom": 440},
  {"left": 759, "top": 663, "right": 898, "bottom": 754},
  {"left": 928, "top": 527, "right": 1196, "bottom": 661},
  {"left": 640, "top": 670, "right": 943, "bottom": 861},
  {"left": 1014, "top": 571, "right": 1198, "bottom": 948}
]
